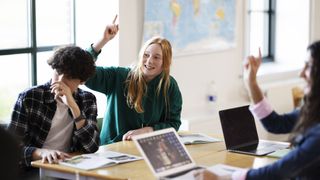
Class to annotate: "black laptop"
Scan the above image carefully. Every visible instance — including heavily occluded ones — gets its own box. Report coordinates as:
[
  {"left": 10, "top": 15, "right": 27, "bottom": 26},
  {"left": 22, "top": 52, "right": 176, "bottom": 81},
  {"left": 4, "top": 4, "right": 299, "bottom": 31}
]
[{"left": 219, "top": 105, "right": 289, "bottom": 156}]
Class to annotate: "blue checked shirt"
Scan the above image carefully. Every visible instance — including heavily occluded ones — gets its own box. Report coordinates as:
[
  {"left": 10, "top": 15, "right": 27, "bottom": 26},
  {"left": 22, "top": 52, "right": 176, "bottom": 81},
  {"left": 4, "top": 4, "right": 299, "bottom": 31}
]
[{"left": 8, "top": 81, "right": 100, "bottom": 168}]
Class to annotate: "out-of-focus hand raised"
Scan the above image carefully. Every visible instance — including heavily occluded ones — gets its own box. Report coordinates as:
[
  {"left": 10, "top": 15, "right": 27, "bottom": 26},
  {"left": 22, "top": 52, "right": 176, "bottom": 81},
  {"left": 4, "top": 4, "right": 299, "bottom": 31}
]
[
  {"left": 244, "top": 48, "right": 262, "bottom": 83},
  {"left": 103, "top": 14, "right": 119, "bottom": 42}
]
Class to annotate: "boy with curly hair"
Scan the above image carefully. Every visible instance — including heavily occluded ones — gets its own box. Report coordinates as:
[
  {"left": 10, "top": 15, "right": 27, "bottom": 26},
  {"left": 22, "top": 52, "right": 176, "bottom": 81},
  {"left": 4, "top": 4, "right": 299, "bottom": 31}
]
[{"left": 8, "top": 46, "right": 100, "bottom": 176}]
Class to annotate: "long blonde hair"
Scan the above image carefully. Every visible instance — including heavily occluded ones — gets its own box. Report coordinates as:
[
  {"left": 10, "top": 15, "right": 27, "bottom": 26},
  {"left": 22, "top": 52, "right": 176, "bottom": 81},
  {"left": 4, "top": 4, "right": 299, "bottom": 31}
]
[{"left": 126, "top": 37, "right": 172, "bottom": 113}]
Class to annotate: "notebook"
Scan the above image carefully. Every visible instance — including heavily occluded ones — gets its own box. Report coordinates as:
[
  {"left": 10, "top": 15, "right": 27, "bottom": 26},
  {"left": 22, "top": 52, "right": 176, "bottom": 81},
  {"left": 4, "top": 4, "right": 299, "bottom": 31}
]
[
  {"left": 179, "top": 133, "right": 221, "bottom": 145},
  {"left": 133, "top": 128, "right": 204, "bottom": 179},
  {"left": 59, "top": 150, "right": 142, "bottom": 170},
  {"left": 219, "top": 105, "right": 289, "bottom": 156}
]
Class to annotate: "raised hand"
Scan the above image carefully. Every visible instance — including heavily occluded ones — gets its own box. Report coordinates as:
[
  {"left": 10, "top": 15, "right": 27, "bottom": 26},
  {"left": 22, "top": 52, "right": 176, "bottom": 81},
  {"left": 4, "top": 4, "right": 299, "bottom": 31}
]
[
  {"left": 93, "top": 14, "right": 119, "bottom": 53},
  {"left": 103, "top": 14, "right": 119, "bottom": 41},
  {"left": 244, "top": 48, "right": 262, "bottom": 83},
  {"left": 243, "top": 48, "right": 264, "bottom": 104}
]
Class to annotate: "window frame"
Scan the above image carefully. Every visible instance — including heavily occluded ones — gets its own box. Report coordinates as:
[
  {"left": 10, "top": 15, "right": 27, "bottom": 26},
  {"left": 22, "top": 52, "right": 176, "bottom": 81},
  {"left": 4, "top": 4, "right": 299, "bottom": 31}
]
[
  {"left": 0, "top": 0, "right": 76, "bottom": 86},
  {"left": 247, "top": 0, "right": 276, "bottom": 62}
]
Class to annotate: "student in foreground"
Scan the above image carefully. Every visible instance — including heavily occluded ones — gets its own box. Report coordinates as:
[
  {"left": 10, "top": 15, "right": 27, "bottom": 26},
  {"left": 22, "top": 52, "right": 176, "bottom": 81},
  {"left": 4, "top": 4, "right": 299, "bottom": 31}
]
[
  {"left": 8, "top": 46, "right": 100, "bottom": 176},
  {"left": 0, "top": 127, "right": 20, "bottom": 180},
  {"left": 194, "top": 41, "right": 320, "bottom": 179},
  {"left": 85, "top": 16, "right": 182, "bottom": 145}
]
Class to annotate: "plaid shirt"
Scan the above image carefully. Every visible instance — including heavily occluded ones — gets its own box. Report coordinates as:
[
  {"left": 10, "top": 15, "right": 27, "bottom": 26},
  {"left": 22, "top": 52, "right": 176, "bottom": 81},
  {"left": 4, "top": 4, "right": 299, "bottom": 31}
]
[{"left": 8, "top": 81, "right": 100, "bottom": 168}]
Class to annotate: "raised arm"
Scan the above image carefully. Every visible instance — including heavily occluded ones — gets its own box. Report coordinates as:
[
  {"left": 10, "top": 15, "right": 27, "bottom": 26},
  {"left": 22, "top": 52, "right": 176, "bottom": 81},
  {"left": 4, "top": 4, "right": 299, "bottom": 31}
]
[
  {"left": 92, "top": 15, "right": 119, "bottom": 53},
  {"left": 244, "top": 48, "right": 264, "bottom": 104}
]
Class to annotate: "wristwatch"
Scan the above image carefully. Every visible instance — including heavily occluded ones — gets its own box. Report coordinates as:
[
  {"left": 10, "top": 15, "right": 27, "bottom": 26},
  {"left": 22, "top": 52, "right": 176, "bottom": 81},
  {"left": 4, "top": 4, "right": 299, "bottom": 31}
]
[{"left": 74, "top": 114, "right": 85, "bottom": 123}]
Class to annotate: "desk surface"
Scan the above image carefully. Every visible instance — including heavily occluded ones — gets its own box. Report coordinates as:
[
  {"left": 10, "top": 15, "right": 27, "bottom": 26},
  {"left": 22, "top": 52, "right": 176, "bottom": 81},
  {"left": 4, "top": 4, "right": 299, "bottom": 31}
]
[{"left": 32, "top": 139, "right": 277, "bottom": 180}]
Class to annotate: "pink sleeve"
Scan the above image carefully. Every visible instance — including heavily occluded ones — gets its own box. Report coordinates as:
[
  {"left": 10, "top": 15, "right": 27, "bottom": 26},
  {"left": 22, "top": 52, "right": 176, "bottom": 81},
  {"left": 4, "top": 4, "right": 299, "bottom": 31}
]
[
  {"left": 232, "top": 169, "right": 249, "bottom": 180},
  {"left": 249, "top": 97, "right": 273, "bottom": 119}
]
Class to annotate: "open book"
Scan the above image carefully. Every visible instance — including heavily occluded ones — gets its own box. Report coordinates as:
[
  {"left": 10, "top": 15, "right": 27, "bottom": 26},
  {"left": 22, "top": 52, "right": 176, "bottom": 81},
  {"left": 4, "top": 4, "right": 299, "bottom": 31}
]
[
  {"left": 179, "top": 133, "right": 221, "bottom": 145},
  {"left": 59, "top": 150, "right": 142, "bottom": 170}
]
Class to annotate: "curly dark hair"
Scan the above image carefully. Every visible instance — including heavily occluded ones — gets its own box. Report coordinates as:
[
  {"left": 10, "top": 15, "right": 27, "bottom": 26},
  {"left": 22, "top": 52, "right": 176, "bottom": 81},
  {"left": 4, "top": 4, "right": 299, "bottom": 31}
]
[
  {"left": 290, "top": 40, "right": 320, "bottom": 143},
  {"left": 47, "top": 46, "right": 95, "bottom": 82}
]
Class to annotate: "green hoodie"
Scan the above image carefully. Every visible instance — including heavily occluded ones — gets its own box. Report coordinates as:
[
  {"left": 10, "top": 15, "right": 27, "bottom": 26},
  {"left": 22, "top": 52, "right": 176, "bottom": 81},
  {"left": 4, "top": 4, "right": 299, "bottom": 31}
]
[{"left": 86, "top": 48, "right": 182, "bottom": 145}]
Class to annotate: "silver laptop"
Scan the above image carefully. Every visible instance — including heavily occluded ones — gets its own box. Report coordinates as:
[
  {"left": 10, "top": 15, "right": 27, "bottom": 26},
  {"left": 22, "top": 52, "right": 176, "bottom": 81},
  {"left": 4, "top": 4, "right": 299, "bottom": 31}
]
[
  {"left": 219, "top": 105, "right": 289, "bottom": 156},
  {"left": 133, "top": 128, "right": 204, "bottom": 179}
]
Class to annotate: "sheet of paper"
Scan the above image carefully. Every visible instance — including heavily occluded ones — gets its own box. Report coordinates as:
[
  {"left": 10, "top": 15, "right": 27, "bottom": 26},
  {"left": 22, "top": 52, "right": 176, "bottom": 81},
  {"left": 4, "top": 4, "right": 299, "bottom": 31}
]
[
  {"left": 60, "top": 150, "right": 142, "bottom": 170},
  {"left": 60, "top": 155, "right": 115, "bottom": 170},
  {"left": 267, "top": 148, "right": 291, "bottom": 158},
  {"left": 86, "top": 150, "right": 142, "bottom": 163},
  {"left": 207, "top": 164, "right": 244, "bottom": 176}
]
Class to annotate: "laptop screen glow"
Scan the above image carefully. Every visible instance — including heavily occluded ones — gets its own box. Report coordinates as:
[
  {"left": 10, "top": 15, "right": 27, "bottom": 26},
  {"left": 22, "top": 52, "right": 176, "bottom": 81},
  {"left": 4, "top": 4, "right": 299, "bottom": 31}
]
[
  {"left": 135, "top": 130, "right": 193, "bottom": 174},
  {"left": 133, "top": 128, "right": 195, "bottom": 176}
]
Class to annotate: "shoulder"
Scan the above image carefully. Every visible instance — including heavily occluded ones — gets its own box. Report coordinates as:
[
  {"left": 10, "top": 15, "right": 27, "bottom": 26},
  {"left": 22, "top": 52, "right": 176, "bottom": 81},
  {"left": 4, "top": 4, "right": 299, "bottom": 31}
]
[
  {"left": 168, "top": 76, "right": 181, "bottom": 90},
  {"left": 305, "top": 123, "right": 320, "bottom": 137},
  {"left": 169, "top": 76, "right": 179, "bottom": 86},
  {"left": 96, "top": 66, "right": 130, "bottom": 76},
  {"left": 96, "top": 66, "right": 130, "bottom": 72},
  {"left": 116, "top": 67, "right": 131, "bottom": 76},
  {"left": 168, "top": 76, "right": 182, "bottom": 96},
  {"left": 76, "top": 89, "right": 97, "bottom": 101},
  {"left": 18, "top": 82, "right": 51, "bottom": 101}
]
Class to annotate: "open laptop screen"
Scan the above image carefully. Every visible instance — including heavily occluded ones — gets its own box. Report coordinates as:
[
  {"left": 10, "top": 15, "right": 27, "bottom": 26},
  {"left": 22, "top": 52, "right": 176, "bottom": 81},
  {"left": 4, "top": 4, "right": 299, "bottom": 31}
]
[
  {"left": 135, "top": 130, "right": 193, "bottom": 173},
  {"left": 219, "top": 105, "right": 259, "bottom": 149}
]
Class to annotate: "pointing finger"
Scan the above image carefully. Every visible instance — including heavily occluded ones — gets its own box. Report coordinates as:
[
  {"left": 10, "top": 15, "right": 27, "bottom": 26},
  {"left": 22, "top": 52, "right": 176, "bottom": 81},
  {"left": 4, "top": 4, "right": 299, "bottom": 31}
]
[
  {"left": 112, "top": 14, "right": 118, "bottom": 24},
  {"left": 258, "top": 47, "right": 262, "bottom": 60}
]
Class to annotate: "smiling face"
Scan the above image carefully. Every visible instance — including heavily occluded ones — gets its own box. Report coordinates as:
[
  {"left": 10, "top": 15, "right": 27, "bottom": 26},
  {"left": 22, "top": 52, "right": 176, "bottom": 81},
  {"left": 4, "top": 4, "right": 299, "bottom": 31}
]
[{"left": 141, "top": 43, "right": 164, "bottom": 82}]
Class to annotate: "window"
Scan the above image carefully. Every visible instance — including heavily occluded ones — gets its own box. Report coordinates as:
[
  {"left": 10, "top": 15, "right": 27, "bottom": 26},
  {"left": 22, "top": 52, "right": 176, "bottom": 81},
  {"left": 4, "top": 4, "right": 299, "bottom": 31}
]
[
  {"left": 0, "top": 54, "right": 30, "bottom": 121},
  {"left": 275, "top": 0, "right": 309, "bottom": 66},
  {"left": 247, "top": 0, "right": 310, "bottom": 75},
  {"left": 0, "top": 0, "right": 74, "bottom": 123},
  {"left": 0, "top": 0, "right": 119, "bottom": 123},
  {"left": 248, "top": 0, "right": 275, "bottom": 62}
]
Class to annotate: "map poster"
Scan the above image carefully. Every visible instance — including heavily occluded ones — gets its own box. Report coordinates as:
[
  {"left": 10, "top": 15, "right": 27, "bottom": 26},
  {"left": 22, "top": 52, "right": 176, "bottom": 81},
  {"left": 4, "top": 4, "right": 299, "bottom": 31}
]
[{"left": 143, "top": 0, "right": 236, "bottom": 56}]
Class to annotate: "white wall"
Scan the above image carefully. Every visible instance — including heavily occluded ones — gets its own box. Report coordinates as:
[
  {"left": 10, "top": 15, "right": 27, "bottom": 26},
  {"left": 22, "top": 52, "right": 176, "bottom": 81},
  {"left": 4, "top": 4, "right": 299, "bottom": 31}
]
[
  {"left": 310, "top": 0, "right": 320, "bottom": 41},
  {"left": 119, "top": 0, "right": 248, "bottom": 114},
  {"left": 118, "top": 0, "right": 320, "bottom": 138}
]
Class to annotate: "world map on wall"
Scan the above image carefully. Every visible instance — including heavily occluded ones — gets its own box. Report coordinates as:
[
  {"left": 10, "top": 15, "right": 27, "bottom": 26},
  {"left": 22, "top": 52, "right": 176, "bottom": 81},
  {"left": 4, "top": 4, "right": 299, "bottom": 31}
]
[{"left": 143, "top": 0, "right": 236, "bottom": 56}]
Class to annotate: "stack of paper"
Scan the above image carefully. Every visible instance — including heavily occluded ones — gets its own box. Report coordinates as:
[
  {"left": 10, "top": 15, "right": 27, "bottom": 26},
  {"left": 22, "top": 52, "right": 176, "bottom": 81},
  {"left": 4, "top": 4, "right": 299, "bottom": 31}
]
[{"left": 59, "top": 150, "right": 142, "bottom": 170}]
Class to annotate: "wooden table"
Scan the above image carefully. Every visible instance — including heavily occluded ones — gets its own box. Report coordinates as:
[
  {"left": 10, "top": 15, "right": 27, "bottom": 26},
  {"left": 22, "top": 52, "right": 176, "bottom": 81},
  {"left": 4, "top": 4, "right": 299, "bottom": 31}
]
[{"left": 32, "top": 138, "right": 278, "bottom": 180}]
